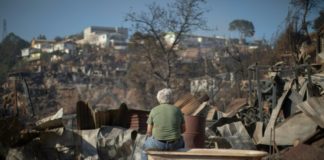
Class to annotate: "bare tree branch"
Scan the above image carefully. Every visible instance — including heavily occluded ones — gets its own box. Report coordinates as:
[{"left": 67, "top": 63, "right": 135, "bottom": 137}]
[{"left": 126, "top": 0, "right": 206, "bottom": 87}]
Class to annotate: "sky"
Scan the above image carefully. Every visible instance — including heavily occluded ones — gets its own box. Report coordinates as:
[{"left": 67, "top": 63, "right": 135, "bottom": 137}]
[{"left": 0, "top": 0, "right": 322, "bottom": 42}]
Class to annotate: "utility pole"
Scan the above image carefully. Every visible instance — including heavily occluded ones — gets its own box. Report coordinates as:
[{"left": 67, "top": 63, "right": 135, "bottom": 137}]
[{"left": 2, "top": 19, "right": 7, "bottom": 41}]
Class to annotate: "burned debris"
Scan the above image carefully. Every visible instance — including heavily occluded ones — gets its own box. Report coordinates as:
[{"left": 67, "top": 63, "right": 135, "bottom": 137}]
[
  {"left": 202, "top": 62, "right": 324, "bottom": 159},
  {"left": 1, "top": 102, "right": 149, "bottom": 160},
  {"left": 3, "top": 61, "right": 324, "bottom": 159}
]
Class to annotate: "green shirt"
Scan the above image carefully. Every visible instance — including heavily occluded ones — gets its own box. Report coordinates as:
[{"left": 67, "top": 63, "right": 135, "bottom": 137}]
[{"left": 147, "top": 104, "right": 184, "bottom": 140}]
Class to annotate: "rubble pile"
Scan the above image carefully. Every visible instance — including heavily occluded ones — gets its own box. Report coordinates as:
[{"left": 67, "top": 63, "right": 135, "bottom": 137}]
[
  {"left": 1, "top": 102, "right": 149, "bottom": 160},
  {"left": 0, "top": 89, "right": 211, "bottom": 159},
  {"left": 204, "top": 63, "right": 324, "bottom": 159}
]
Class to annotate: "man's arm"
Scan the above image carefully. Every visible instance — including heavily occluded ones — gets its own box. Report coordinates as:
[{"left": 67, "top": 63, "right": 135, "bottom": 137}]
[{"left": 147, "top": 124, "right": 153, "bottom": 136}]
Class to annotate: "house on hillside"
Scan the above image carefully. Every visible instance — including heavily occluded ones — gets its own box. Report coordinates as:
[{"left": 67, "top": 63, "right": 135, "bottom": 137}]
[
  {"left": 31, "top": 39, "right": 54, "bottom": 53},
  {"left": 21, "top": 48, "right": 40, "bottom": 57},
  {"left": 190, "top": 75, "right": 227, "bottom": 96},
  {"left": 53, "top": 40, "right": 77, "bottom": 54},
  {"left": 22, "top": 39, "right": 77, "bottom": 64},
  {"left": 21, "top": 39, "right": 54, "bottom": 61},
  {"left": 180, "top": 34, "right": 226, "bottom": 49},
  {"left": 77, "top": 26, "right": 128, "bottom": 49},
  {"left": 21, "top": 47, "right": 42, "bottom": 63}
]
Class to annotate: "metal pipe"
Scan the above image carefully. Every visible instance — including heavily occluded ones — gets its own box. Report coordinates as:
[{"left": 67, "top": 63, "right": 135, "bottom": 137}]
[
  {"left": 248, "top": 69, "right": 252, "bottom": 106},
  {"left": 255, "top": 66, "right": 263, "bottom": 121},
  {"left": 22, "top": 76, "right": 35, "bottom": 117},
  {"left": 294, "top": 67, "right": 300, "bottom": 91},
  {"left": 272, "top": 82, "right": 276, "bottom": 110},
  {"left": 270, "top": 128, "right": 273, "bottom": 157},
  {"left": 14, "top": 77, "right": 19, "bottom": 116},
  {"left": 307, "top": 65, "right": 312, "bottom": 86}
]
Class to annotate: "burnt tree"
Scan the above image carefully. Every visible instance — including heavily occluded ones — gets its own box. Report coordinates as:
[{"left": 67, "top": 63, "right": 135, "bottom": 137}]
[{"left": 126, "top": 0, "right": 206, "bottom": 88}]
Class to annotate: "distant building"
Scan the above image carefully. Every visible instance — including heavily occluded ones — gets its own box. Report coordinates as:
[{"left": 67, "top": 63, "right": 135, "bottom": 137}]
[
  {"left": 84, "top": 26, "right": 128, "bottom": 39},
  {"left": 21, "top": 48, "right": 39, "bottom": 57},
  {"left": 22, "top": 39, "right": 77, "bottom": 62},
  {"left": 177, "top": 47, "right": 212, "bottom": 62},
  {"left": 29, "top": 52, "right": 41, "bottom": 61},
  {"left": 77, "top": 26, "right": 128, "bottom": 49},
  {"left": 181, "top": 34, "right": 226, "bottom": 48},
  {"left": 190, "top": 75, "right": 224, "bottom": 96},
  {"left": 31, "top": 39, "right": 54, "bottom": 53},
  {"left": 21, "top": 48, "right": 42, "bottom": 62},
  {"left": 169, "top": 34, "right": 227, "bottom": 63},
  {"left": 53, "top": 40, "right": 77, "bottom": 54}
]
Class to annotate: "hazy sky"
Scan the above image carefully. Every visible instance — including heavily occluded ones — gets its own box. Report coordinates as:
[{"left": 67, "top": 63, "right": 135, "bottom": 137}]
[{"left": 0, "top": 0, "right": 322, "bottom": 41}]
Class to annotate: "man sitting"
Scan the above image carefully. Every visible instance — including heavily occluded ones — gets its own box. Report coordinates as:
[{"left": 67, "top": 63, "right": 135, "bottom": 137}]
[{"left": 141, "top": 88, "right": 186, "bottom": 160}]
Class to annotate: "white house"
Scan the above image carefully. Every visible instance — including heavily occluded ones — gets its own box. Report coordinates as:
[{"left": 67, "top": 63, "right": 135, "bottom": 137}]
[
  {"left": 190, "top": 76, "right": 220, "bottom": 95},
  {"left": 77, "top": 26, "right": 128, "bottom": 49},
  {"left": 31, "top": 39, "right": 54, "bottom": 53},
  {"left": 181, "top": 35, "right": 226, "bottom": 49},
  {"left": 190, "top": 74, "right": 229, "bottom": 100},
  {"left": 109, "top": 33, "right": 128, "bottom": 50},
  {"left": 53, "top": 41, "right": 76, "bottom": 54},
  {"left": 21, "top": 48, "right": 41, "bottom": 57},
  {"left": 83, "top": 26, "right": 128, "bottom": 39},
  {"left": 21, "top": 48, "right": 32, "bottom": 57}
]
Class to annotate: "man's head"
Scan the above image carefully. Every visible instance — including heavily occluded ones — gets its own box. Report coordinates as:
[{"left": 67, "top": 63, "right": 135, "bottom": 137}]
[{"left": 156, "top": 88, "right": 173, "bottom": 104}]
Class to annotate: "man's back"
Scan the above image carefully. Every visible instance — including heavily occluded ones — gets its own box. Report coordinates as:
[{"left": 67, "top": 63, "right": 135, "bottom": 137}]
[
  {"left": 148, "top": 104, "right": 184, "bottom": 140},
  {"left": 142, "top": 88, "right": 185, "bottom": 160}
]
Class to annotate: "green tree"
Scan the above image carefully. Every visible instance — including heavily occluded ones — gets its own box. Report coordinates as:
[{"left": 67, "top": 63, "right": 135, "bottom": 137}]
[
  {"left": 228, "top": 19, "right": 255, "bottom": 40},
  {"left": 37, "top": 34, "right": 47, "bottom": 40},
  {"left": 54, "top": 36, "right": 63, "bottom": 42},
  {"left": 0, "top": 33, "right": 30, "bottom": 83}
]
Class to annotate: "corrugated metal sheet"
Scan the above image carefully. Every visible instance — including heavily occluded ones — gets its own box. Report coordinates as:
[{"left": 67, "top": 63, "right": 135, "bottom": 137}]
[
  {"left": 222, "top": 98, "right": 248, "bottom": 118},
  {"left": 297, "top": 97, "right": 324, "bottom": 128},
  {"left": 76, "top": 101, "right": 95, "bottom": 130},
  {"left": 217, "top": 121, "right": 256, "bottom": 150},
  {"left": 128, "top": 110, "right": 149, "bottom": 134},
  {"left": 174, "top": 93, "right": 194, "bottom": 108},
  {"left": 76, "top": 102, "right": 149, "bottom": 133},
  {"left": 175, "top": 93, "right": 209, "bottom": 115},
  {"left": 255, "top": 112, "right": 317, "bottom": 145}
]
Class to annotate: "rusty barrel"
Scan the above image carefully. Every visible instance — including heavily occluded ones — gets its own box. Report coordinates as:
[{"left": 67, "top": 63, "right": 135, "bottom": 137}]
[{"left": 183, "top": 115, "right": 205, "bottom": 148}]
